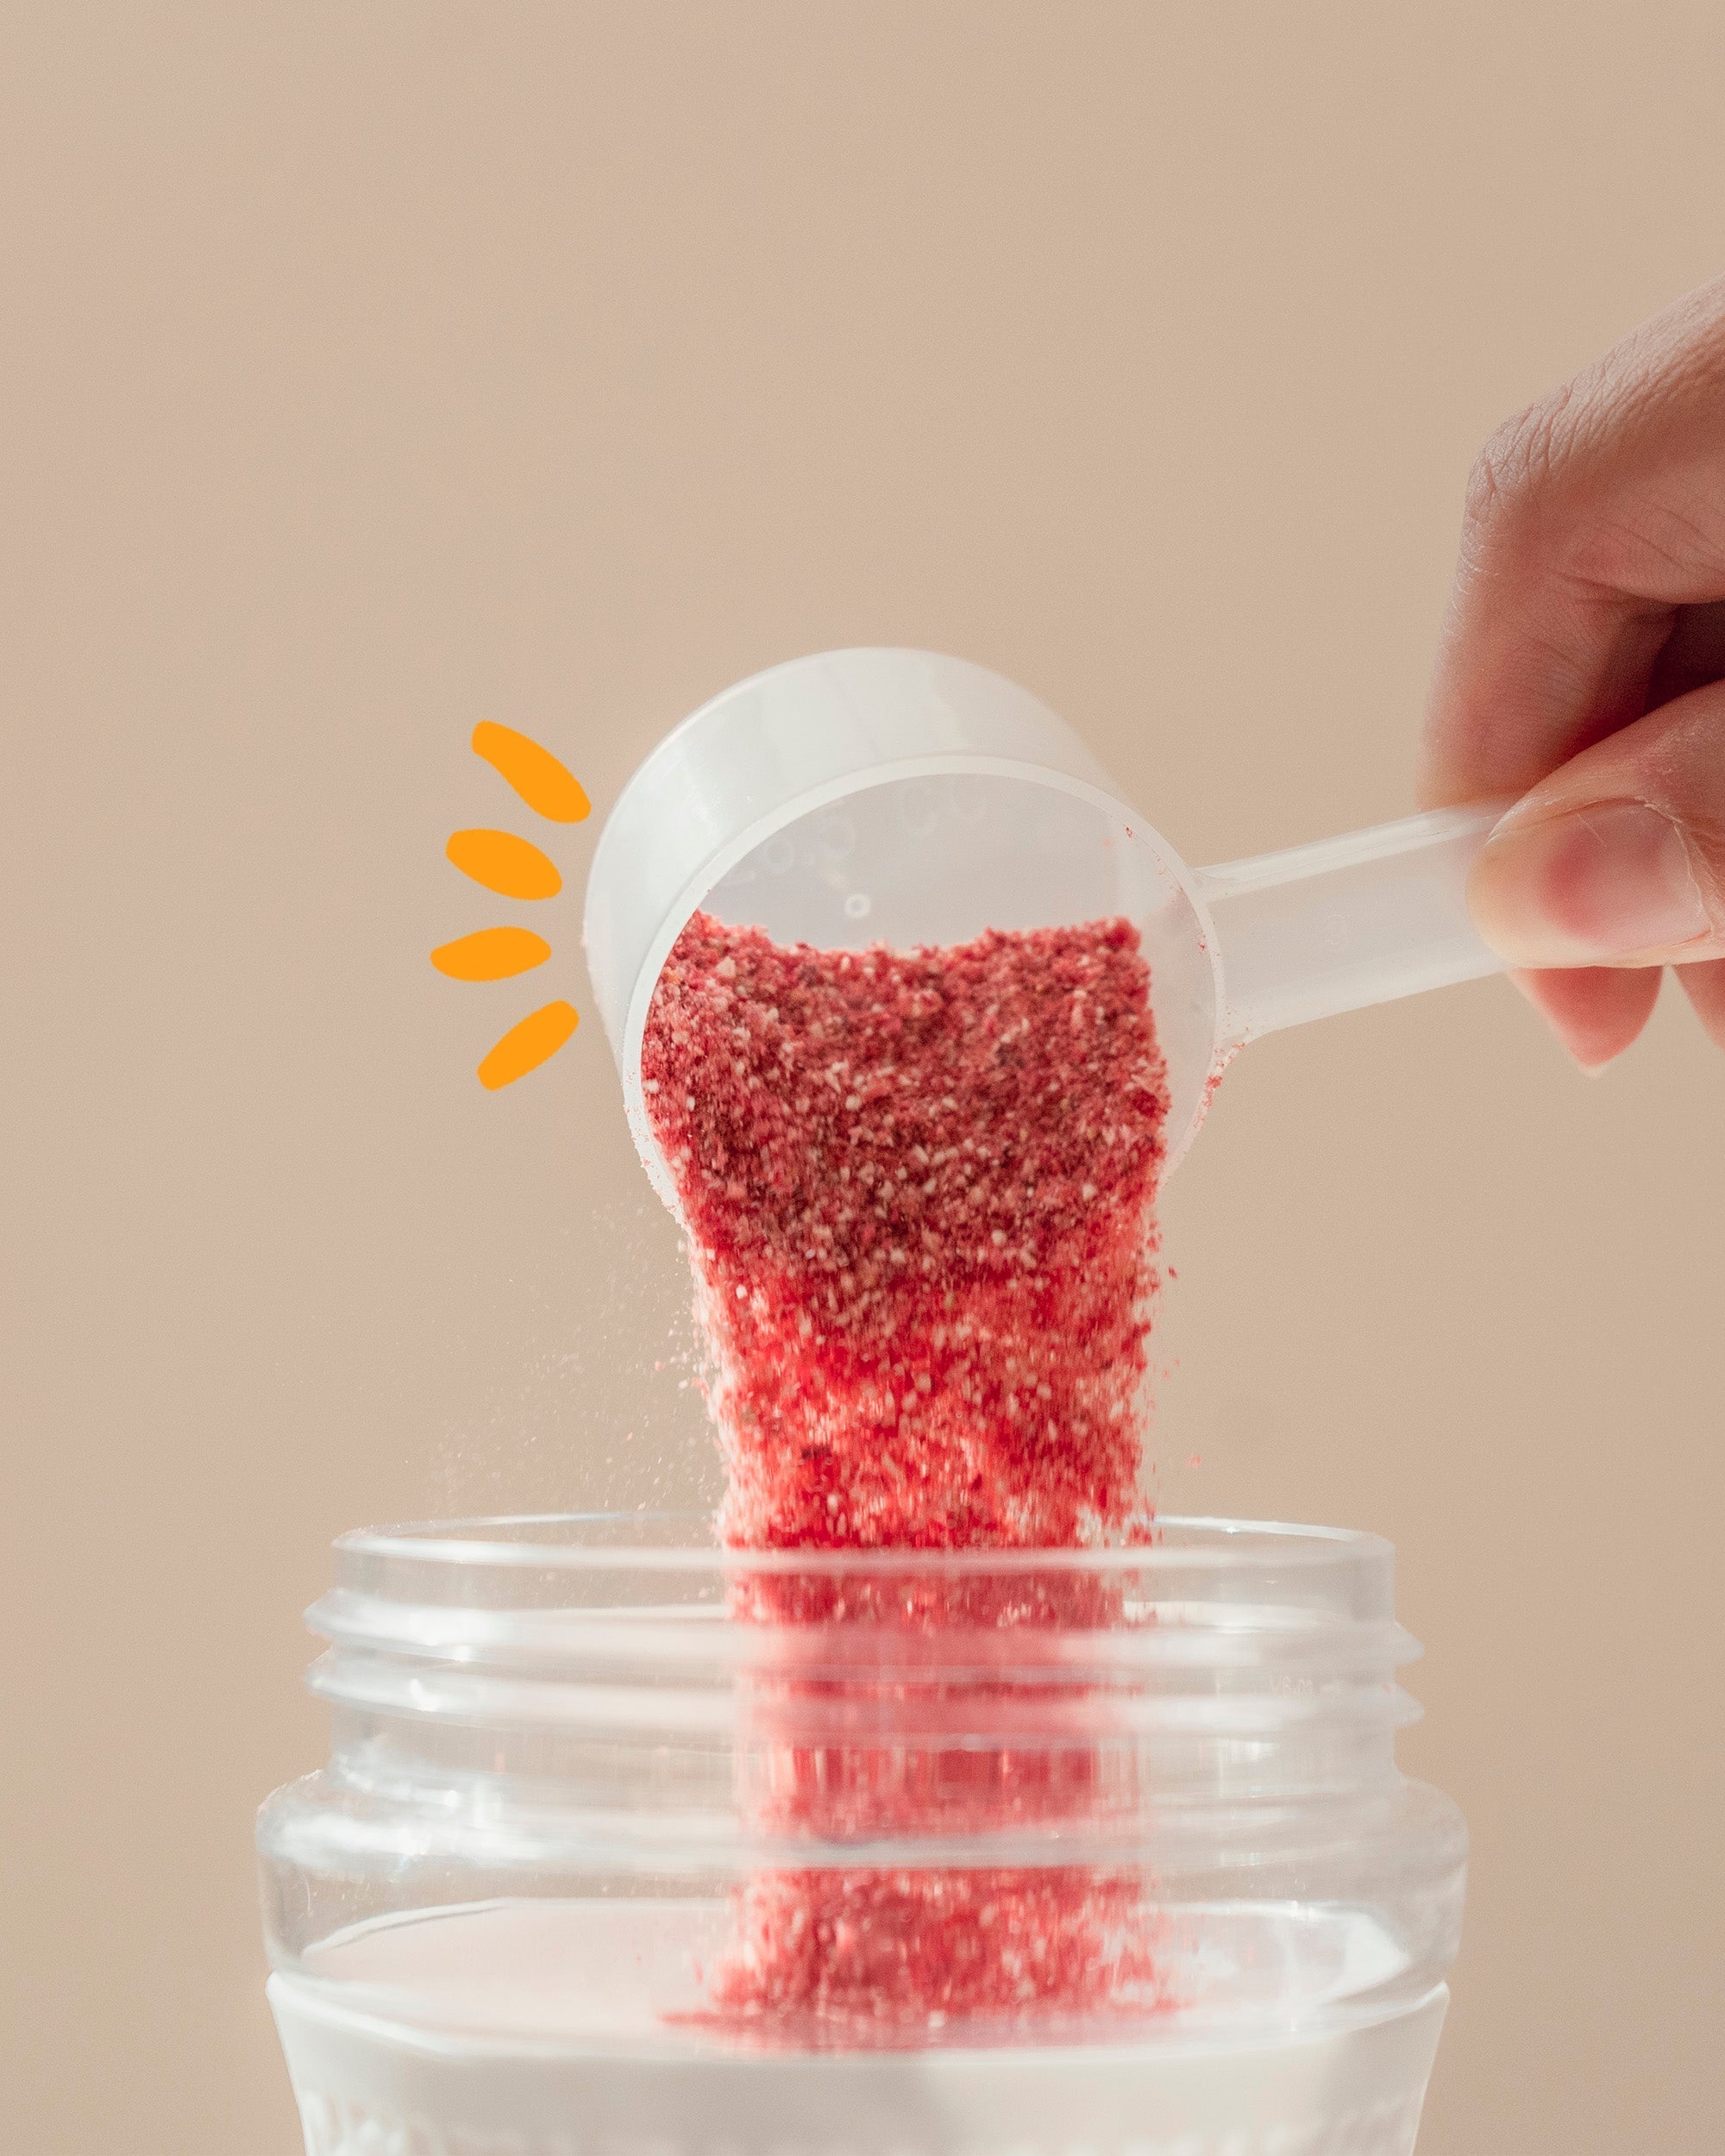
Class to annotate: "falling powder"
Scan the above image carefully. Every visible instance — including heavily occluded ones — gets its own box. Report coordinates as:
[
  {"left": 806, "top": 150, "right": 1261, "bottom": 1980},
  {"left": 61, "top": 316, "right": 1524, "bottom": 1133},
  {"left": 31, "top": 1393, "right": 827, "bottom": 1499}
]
[
  {"left": 642, "top": 909, "right": 1173, "bottom": 2036},
  {"left": 643, "top": 912, "right": 1170, "bottom": 1551}
]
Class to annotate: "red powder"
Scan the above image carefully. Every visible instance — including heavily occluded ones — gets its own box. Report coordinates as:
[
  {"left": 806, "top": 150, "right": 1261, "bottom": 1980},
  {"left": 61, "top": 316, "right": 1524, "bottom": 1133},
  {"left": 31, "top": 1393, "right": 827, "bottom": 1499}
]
[
  {"left": 642, "top": 910, "right": 1171, "bottom": 2040},
  {"left": 706, "top": 1589, "right": 1176, "bottom": 2038},
  {"left": 643, "top": 912, "right": 1169, "bottom": 1552},
  {"left": 707, "top": 1867, "right": 1172, "bottom": 2038}
]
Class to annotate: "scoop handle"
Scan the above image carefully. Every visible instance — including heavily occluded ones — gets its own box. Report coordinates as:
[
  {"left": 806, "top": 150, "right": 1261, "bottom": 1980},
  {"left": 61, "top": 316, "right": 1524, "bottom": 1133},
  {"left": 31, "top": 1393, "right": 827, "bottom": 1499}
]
[{"left": 1194, "top": 802, "right": 1511, "bottom": 1047}]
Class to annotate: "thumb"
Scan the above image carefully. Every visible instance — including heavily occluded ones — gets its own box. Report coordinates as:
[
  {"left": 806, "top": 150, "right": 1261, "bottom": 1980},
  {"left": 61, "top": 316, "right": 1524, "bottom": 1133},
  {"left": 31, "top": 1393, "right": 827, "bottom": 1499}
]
[{"left": 1467, "top": 679, "right": 1725, "bottom": 971}]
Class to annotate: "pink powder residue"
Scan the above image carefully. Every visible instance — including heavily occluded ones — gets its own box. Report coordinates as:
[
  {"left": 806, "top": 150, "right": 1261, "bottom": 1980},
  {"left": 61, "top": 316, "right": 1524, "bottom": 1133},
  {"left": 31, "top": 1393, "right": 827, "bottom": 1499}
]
[
  {"left": 707, "top": 1866, "right": 1170, "bottom": 2036},
  {"left": 642, "top": 910, "right": 1172, "bottom": 2039}
]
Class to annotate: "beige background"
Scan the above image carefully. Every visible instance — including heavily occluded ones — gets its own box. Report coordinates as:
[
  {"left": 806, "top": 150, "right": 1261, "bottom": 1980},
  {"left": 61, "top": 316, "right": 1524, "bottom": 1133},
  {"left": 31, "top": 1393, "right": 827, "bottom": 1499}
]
[{"left": 3, "top": 5, "right": 1722, "bottom": 2151}]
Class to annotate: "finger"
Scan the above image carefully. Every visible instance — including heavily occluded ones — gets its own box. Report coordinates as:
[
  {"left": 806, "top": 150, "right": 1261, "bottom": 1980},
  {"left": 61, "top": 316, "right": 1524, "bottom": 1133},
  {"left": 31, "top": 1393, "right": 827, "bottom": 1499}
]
[
  {"left": 1465, "top": 674, "right": 1725, "bottom": 968},
  {"left": 1676, "top": 955, "right": 1725, "bottom": 1051},
  {"left": 1421, "top": 276, "right": 1725, "bottom": 811},
  {"left": 1511, "top": 965, "right": 1663, "bottom": 1073}
]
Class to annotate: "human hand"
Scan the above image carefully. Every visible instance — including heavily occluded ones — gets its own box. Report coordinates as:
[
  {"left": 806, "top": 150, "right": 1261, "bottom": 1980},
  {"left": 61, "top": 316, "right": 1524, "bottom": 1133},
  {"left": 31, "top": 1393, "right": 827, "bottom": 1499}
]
[{"left": 1421, "top": 278, "right": 1725, "bottom": 1067}]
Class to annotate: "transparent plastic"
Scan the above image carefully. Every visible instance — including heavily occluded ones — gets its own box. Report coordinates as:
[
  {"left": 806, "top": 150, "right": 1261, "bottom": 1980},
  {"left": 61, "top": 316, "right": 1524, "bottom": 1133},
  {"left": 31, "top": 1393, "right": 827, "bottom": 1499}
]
[
  {"left": 258, "top": 1514, "right": 1466, "bottom": 2156},
  {"left": 582, "top": 649, "right": 1507, "bottom": 1200}
]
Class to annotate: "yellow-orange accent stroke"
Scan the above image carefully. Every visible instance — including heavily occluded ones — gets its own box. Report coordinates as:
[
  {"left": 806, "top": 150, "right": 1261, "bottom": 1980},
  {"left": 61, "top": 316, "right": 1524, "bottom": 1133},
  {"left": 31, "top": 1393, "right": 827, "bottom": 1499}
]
[
  {"left": 430, "top": 927, "right": 552, "bottom": 982},
  {"left": 478, "top": 1000, "right": 579, "bottom": 1089},
  {"left": 447, "top": 828, "right": 562, "bottom": 899},
  {"left": 472, "top": 722, "right": 591, "bottom": 823}
]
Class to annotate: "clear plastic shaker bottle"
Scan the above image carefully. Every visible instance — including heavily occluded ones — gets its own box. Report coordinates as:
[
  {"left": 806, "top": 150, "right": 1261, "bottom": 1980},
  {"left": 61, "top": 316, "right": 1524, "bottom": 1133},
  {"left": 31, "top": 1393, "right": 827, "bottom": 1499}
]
[{"left": 259, "top": 1517, "right": 1465, "bottom": 2156}]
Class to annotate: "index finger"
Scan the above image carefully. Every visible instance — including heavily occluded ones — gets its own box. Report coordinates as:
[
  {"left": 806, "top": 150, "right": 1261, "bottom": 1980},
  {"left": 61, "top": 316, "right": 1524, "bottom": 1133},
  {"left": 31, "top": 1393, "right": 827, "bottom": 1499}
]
[{"left": 1420, "top": 276, "right": 1725, "bottom": 810}]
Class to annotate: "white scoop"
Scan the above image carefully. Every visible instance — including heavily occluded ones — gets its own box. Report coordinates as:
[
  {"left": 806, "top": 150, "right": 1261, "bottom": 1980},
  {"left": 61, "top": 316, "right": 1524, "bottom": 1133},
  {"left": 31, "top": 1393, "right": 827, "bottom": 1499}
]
[{"left": 584, "top": 649, "right": 1506, "bottom": 1203}]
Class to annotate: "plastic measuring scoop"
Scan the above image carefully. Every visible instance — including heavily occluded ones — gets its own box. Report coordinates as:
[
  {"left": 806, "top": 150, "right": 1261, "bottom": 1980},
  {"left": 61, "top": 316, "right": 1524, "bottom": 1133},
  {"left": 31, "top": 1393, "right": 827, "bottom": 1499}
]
[{"left": 585, "top": 649, "right": 1508, "bottom": 1205}]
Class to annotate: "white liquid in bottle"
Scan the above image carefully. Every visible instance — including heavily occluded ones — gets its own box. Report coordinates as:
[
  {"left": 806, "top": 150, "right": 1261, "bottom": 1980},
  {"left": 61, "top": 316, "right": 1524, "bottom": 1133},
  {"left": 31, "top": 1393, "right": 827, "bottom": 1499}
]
[{"left": 272, "top": 1896, "right": 1447, "bottom": 2156}]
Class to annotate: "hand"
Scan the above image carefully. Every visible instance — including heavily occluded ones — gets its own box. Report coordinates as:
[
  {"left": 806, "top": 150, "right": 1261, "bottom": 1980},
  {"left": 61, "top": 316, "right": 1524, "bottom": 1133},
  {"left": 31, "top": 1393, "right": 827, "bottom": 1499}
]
[{"left": 1421, "top": 277, "right": 1725, "bottom": 1068}]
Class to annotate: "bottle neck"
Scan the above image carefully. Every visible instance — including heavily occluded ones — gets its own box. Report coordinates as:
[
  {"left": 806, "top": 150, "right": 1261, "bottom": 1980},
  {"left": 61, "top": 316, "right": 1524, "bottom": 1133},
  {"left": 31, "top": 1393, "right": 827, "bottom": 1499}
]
[{"left": 306, "top": 1519, "right": 1421, "bottom": 1857}]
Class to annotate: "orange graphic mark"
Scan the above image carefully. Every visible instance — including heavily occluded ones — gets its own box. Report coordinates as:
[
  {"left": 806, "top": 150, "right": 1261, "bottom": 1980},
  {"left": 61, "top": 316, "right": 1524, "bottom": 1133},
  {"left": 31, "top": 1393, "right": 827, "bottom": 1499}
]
[
  {"left": 430, "top": 927, "right": 552, "bottom": 982},
  {"left": 478, "top": 1000, "right": 579, "bottom": 1089},
  {"left": 446, "top": 828, "right": 562, "bottom": 899},
  {"left": 439, "top": 726, "right": 589, "bottom": 1089},
  {"left": 472, "top": 723, "right": 590, "bottom": 823}
]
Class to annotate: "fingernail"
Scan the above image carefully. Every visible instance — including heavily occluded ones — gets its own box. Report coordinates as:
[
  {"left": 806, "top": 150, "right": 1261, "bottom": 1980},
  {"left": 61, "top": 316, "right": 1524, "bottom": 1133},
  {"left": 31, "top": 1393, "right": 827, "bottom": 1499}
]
[{"left": 1470, "top": 801, "right": 1713, "bottom": 965}]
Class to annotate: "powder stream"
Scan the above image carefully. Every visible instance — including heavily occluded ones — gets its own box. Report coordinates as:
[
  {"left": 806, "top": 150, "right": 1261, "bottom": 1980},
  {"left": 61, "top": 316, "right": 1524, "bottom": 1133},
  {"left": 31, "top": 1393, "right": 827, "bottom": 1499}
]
[
  {"left": 643, "top": 911, "right": 1172, "bottom": 2036},
  {"left": 643, "top": 912, "right": 1169, "bottom": 1552}
]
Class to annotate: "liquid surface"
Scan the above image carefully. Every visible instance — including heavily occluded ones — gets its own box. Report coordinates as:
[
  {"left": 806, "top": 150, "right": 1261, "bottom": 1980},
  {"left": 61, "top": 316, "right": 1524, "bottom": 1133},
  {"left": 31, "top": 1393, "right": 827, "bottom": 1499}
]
[{"left": 299, "top": 1897, "right": 1410, "bottom": 2053}]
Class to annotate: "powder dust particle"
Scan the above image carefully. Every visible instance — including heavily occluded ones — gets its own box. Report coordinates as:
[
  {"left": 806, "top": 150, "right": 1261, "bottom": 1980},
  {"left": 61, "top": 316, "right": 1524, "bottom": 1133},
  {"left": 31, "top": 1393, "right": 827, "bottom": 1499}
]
[{"left": 643, "top": 911, "right": 1170, "bottom": 1552}]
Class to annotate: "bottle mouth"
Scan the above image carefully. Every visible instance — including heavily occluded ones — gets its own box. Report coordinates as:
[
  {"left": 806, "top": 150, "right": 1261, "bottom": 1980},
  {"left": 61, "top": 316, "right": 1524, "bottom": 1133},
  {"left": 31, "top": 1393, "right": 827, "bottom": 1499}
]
[
  {"left": 332, "top": 1507, "right": 1389, "bottom": 1570},
  {"left": 305, "top": 1513, "right": 1419, "bottom": 1756}
]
